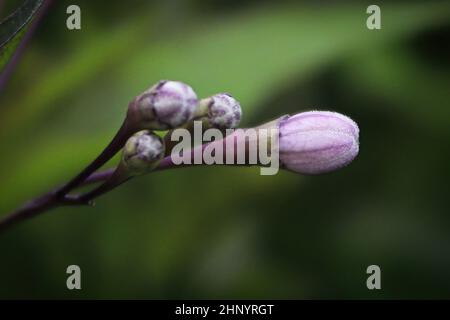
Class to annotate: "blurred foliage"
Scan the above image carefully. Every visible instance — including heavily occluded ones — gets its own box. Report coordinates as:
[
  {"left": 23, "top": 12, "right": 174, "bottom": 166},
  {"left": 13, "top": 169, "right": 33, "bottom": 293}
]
[
  {"left": 0, "top": 0, "right": 449, "bottom": 298},
  {"left": 0, "top": 0, "right": 43, "bottom": 71}
]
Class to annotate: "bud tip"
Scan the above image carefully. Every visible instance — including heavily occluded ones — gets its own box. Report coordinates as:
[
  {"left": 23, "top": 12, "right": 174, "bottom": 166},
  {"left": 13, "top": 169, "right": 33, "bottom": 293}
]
[{"left": 279, "top": 111, "right": 359, "bottom": 174}]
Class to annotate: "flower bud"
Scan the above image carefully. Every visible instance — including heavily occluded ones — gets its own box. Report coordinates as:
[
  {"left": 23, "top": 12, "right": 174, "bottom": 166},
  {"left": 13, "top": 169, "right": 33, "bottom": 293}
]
[
  {"left": 279, "top": 111, "right": 359, "bottom": 174},
  {"left": 122, "top": 130, "right": 165, "bottom": 174},
  {"left": 198, "top": 93, "right": 242, "bottom": 129},
  {"left": 134, "top": 80, "right": 198, "bottom": 130}
]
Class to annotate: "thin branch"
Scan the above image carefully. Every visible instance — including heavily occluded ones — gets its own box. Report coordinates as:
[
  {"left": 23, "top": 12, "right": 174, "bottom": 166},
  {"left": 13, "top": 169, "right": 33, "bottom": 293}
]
[
  {"left": 0, "top": 112, "right": 134, "bottom": 233},
  {"left": 76, "top": 165, "right": 130, "bottom": 203},
  {"left": 84, "top": 167, "right": 115, "bottom": 184},
  {"left": 0, "top": 130, "right": 250, "bottom": 233},
  {"left": 0, "top": 155, "right": 175, "bottom": 233},
  {"left": 53, "top": 120, "right": 133, "bottom": 198},
  {"left": 0, "top": 192, "right": 89, "bottom": 233}
]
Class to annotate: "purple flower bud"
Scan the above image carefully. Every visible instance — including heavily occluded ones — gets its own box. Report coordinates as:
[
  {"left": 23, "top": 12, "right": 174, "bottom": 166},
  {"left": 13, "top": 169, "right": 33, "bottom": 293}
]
[
  {"left": 206, "top": 93, "right": 242, "bottom": 129},
  {"left": 279, "top": 111, "right": 359, "bottom": 174},
  {"left": 136, "top": 80, "right": 198, "bottom": 129},
  {"left": 122, "top": 130, "right": 165, "bottom": 174}
]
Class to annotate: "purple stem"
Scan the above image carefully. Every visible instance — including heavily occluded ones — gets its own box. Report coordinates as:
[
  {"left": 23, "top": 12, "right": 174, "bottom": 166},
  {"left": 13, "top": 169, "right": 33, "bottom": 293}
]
[
  {"left": 53, "top": 120, "right": 133, "bottom": 198},
  {"left": 0, "top": 129, "right": 255, "bottom": 233}
]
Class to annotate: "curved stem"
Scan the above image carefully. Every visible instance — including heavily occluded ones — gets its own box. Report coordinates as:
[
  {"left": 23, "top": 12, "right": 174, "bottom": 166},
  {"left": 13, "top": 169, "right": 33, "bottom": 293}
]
[
  {"left": 54, "top": 120, "right": 133, "bottom": 198},
  {"left": 0, "top": 151, "right": 188, "bottom": 233},
  {"left": 76, "top": 164, "right": 130, "bottom": 203},
  {"left": 0, "top": 117, "right": 134, "bottom": 233},
  {"left": 83, "top": 168, "right": 115, "bottom": 185},
  {"left": 0, "top": 193, "right": 88, "bottom": 233},
  {"left": 0, "top": 128, "right": 258, "bottom": 233},
  {"left": 0, "top": 194, "right": 56, "bottom": 233}
]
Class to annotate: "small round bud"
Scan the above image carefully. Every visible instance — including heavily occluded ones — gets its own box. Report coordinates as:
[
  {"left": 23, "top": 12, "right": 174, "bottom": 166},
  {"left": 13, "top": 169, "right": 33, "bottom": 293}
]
[
  {"left": 135, "top": 80, "right": 198, "bottom": 130},
  {"left": 279, "top": 111, "right": 359, "bottom": 174},
  {"left": 204, "top": 93, "right": 242, "bottom": 129},
  {"left": 122, "top": 130, "right": 165, "bottom": 174}
]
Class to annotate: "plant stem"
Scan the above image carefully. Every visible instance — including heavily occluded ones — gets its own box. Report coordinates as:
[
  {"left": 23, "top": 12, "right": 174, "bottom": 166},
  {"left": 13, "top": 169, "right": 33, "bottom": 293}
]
[
  {"left": 0, "top": 117, "right": 135, "bottom": 233},
  {"left": 53, "top": 120, "right": 133, "bottom": 198},
  {"left": 76, "top": 164, "right": 130, "bottom": 203},
  {"left": 84, "top": 168, "right": 115, "bottom": 184},
  {"left": 0, "top": 194, "right": 55, "bottom": 232},
  {"left": 0, "top": 150, "right": 190, "bottom": 233},
  {"left": 0, "top": 192, "right": 87, "bottom": 233},
  {"left": 0, "top": 129, "right": 255, "bottom": 233}
]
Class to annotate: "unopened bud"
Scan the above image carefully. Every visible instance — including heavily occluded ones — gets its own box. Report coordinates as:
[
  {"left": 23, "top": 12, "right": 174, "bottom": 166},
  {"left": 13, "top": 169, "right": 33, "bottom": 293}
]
[
  {"left": 198, "top": 93, "right": 242, "bottom": 129},
  {"left": 133, "top": 80, "right": 198, "bottom": 130},
  {"left": 122, "top": 130, "right": 165, "bottom": 174},
  {"left": 279, "top": 111, "right": 359, "bottom": 174}
]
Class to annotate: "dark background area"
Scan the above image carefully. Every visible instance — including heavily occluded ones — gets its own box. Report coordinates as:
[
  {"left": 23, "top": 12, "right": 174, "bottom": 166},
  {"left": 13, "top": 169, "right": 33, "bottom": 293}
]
[{"left": 0, "top": 0, "right": 449, "bottom": 298}]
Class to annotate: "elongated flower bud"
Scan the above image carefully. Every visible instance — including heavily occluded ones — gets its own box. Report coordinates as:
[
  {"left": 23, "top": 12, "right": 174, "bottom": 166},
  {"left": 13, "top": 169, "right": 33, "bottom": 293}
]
[
  {"left": 122, "top": 130, "right": 165, "bottom": 174},
  {"left": 279, "top": 111, "right": 359, "bottom": 174},
  {"left": 132, "top": 80, "right": 198, "bottom": 130},
  {"left": 197, "top": 93, "right": 242, "bottom": 129}
]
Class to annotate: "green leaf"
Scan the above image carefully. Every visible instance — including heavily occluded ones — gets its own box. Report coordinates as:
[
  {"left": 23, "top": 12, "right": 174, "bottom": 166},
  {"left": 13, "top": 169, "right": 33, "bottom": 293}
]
[{"left": 0, "top": 0, "right": 43, "bottom": 71}]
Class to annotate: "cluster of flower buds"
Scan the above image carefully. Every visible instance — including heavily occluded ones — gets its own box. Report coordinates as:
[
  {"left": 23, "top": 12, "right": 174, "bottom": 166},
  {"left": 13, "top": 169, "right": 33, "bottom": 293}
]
[
  {"left": 122, "top": 80, "right": 359, "bottom": 176},
  {"left": 121, "top": 81, "right": 244, "bottom": 174},
  {"left": 126, "top": 80, "right": 243, "bottom": 130},
  {"left": 0, "top": 79, "right": 362, "bottom": 230},
  {"left": 94, "top": 79, "right": 360, "bottom": 203}
]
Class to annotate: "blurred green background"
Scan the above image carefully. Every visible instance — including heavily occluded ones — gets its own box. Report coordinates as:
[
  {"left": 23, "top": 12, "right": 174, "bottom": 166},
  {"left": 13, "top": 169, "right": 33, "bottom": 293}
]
[{"left": 0, "top": 0, "right": 450, "bottom": 298}]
